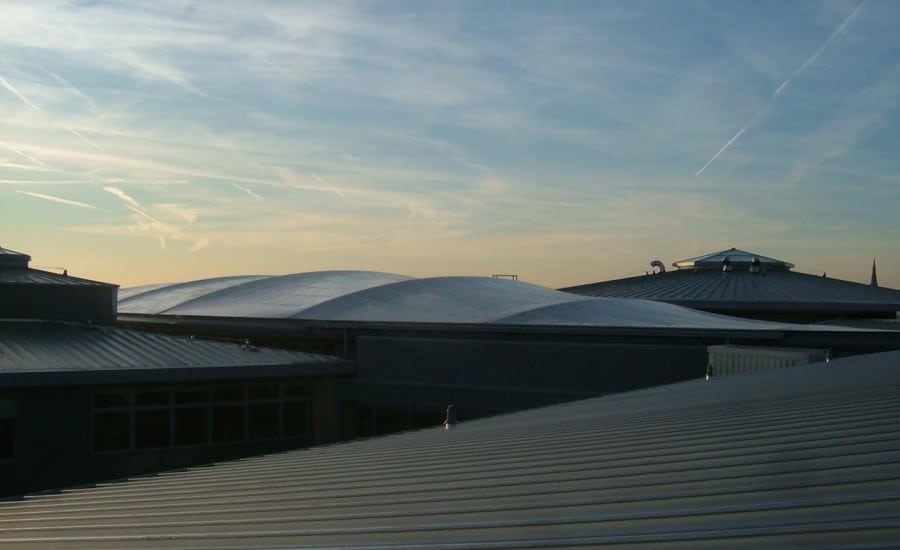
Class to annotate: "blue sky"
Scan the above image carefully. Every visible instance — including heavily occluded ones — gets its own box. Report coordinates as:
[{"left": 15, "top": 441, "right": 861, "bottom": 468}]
[{"left": 1, "top": 0, "right": 898, "bottom": 289}]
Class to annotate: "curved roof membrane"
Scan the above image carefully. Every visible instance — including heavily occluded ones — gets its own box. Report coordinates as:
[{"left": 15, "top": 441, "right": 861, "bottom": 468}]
[
  {"left": 492, "top": 297, "right": 780, "bottom": 329},
  {"left": 298, "top": 276, "right": 586, "bottom": 323},
  {"left": 117, "top": 275, "right": 271, "bottom": 314},
  {"left": 117, "top": 270, "right": 815, "bottom": 330}
]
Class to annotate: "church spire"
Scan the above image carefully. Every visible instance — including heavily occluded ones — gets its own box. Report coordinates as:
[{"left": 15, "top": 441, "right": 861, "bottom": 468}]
[{"left": 870, "top": 258, "right": 878, "bottom": 288}]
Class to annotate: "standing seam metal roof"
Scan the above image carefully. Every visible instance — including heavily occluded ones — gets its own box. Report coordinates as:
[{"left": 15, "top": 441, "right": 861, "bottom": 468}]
[
  {"left": 2, "top": 351, "right": 898, "bottom": 547},
  {"left": 563, "top": 269, "right": 900, "bottom": 307},
  {"left": 0, "top": 320, "right": 342, "bottom": 375},
  {"left": 0, "top": 246, "right": 116, "bottom": 287}
]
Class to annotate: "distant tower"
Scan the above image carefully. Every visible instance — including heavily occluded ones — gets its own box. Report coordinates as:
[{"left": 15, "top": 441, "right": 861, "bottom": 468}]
[{"left": 871, "top": 258, "right": 879, "bottom": 288}]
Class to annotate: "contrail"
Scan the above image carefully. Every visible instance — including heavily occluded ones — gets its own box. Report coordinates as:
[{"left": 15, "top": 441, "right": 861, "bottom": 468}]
[
  {"left": 104, "top": 185, "right": 191, "bottom": 251},
  {"left": 0, "top": 143, "right": 48, "bottom": 168},
  {"left": 15, "top": 190, "right": 103, "bottom": 210},
  {"left": 104, "top": 186, "right": 145, "bottom": 212},
  {"left": 695, "top": 128, "right": 746, "bottom": 177},
  {"left": 695, "top": 1, "right": 865, "bottom": 177},
  {"left": 105, "top": 186, "right": 163, "bottom": 226},
  {"left": 48, "top": 72, "right": 97, "bottom": 111},
  {"left": 1, "top": 73, "right": 104, "bottom": 152},
  {"left": 314, "top": 174, "right": 358, "bottom": 210},
  {"left": 62, "top": 124, "right": 106, "bottom": 153},
  {"left": 232, "top": 183, "right": 264, "bottom": 200},
  {"left": 0, "top": 74, "right": 41, "bottom": 110}
]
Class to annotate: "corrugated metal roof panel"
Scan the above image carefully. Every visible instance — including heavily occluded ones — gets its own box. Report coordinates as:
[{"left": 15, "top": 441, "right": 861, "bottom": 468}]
[
  {"left": 0, "top": 267, "right": 116, "bottom": 287},
  {"left": 0, "top": 247, "right": 115, "bottom": 287},
  {"left": 1, "top": 351, "right": 898, "bottom": 547},
  {"left": 0, "top": 320, "right": 342, "bottom": 374}
]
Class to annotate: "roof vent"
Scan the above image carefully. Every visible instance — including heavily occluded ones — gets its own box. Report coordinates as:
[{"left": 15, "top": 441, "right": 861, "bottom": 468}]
[
  {"left": 650, "top": 260, "right": 666, "bottom": 274},
  {"left": 722, "top": 257, "right": 733, "bottom": 272},
  {"left": 749, "top": 257, "right": 762, "bottom": 274},
  {"left": 443, "top": 404, "right": 458, "bottom": 430}
]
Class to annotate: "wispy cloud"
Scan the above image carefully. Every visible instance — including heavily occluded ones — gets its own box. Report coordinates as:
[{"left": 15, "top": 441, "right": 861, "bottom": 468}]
[
  {"left": 104, "top": 186, "right": 199, "bottom": 251},
  {"left": 15, "top": 190, "right": 102, "bottom": 210},
  {"left": 103, "top": 186, "right": 145, "bottom": 213},
  {"left": 2, "top": 2, "right": 898, "bottom": 288}
]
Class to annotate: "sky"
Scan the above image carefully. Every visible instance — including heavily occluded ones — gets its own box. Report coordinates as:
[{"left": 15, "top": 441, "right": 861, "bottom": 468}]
[{"left": 2, "top": 0, "right": 898, "bottom": 290}]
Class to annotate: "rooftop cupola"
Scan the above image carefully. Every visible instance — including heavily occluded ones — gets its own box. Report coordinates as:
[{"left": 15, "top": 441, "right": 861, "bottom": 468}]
[
  {"left": 0, "top": 246, "right": 32, "bottom": 270},
  {"left": 0, "top": 245, "right": 117, "bottom": 324},
  {"left": 674, "top": 248, "right": 794, "bottom": 272}
]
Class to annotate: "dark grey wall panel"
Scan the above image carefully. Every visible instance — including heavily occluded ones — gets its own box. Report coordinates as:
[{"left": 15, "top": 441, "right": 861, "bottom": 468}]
[{"left": 356, "top": 336, "right": 707, "bottom": 394}]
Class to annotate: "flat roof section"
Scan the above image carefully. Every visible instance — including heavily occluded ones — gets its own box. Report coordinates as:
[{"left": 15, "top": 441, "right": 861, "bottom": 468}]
[{"left": 2, "top": 350, "right": 898, "bottom": 547}]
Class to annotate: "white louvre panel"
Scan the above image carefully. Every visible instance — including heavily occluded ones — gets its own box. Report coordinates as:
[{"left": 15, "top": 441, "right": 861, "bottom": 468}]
[{"left": 708, "top": 344, "right": 828, "bottom": 377}]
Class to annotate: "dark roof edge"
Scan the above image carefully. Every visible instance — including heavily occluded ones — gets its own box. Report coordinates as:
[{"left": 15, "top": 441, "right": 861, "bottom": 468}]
[
  {"left": 0, "top": 360, "right": 355, "bottom": 389},
  {"left": 666, "top": 300, "right": 900, "bottom": 313}
]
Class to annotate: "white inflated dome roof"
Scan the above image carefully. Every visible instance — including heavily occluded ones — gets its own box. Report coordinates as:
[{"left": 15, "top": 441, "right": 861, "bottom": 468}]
[{"left": 117, "top": 271, "right": 836, "bottom": 330}]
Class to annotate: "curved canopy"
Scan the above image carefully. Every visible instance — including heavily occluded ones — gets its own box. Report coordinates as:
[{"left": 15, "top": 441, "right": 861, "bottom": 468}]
[{"left": 118, "top": 270, "right": 815, "bottom": 330}]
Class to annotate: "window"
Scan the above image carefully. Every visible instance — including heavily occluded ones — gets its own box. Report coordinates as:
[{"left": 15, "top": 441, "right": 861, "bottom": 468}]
[
  {"left": 249, "top": 403, "right": 279, "bottom": 439},
  {"left": 212, "top": 405, "right": 244, "bottom": 442},
  {"left": 282, "top": 401, "right": 309, "bottom": 437},
  {"left": 135, "top": 409, "right": 170, "bottom": 449},
  {"left": 175, "top": 407, "right": 208, "bottom": 445},
  {"left": 93, "top": 411, "right": 130, "bottom": 452},
  {"left": 93, "top": 380, "right": 311, "bottom": 453}
]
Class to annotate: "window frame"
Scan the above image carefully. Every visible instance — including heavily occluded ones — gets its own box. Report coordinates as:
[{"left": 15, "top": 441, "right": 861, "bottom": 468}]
[{"left": 91, "top": 380, "right": 311, "bottom": 454}]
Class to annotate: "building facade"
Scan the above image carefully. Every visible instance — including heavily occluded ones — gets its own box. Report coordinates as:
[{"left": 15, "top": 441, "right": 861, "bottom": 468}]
[{"left": 0, "top": 246, "right": 351, "bottom": 497}]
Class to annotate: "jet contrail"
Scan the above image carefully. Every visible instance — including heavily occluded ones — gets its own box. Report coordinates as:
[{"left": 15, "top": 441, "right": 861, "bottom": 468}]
[
  {"left": 62, "top": 125, "right": 106, "bottom": 153},
  {"left": 0, "top": 143, "right": 48, "bottom": 168},
  {"left": 104, "top": 186, "right": 145, "bottom": 212},
  {"left": 232, "top": 183, "right": 264, "bottom": 200},
  {"left": 0, "top": 74, "right": 41, "bottom": 110},
  {"left": 1, "top": 72, "right": 104, "bottom": 152},
  {"left": 48, "top": 72, "right": 97, "bottom": 111},
  {"left": 695, "top": 1, "right": 865, "bottom": 177},
  {"left": 694, "top": 128, "right": 746, "bottom": 177},
  {"left": 314, "top": 173, "right": 358, "bottom": 210},
  {"left": 15, "top": 190, "right": 102, "bottom": 210}
]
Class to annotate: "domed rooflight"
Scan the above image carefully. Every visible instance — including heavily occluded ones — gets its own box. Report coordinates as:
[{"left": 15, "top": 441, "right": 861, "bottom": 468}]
[{"left": 674, "top": 248, "right": 794, "bottom": 271}]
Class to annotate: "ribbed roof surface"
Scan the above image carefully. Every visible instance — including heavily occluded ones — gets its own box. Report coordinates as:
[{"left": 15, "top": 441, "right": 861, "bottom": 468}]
[
  {"left": 3, "top": 351, "right": 898, "bottom": 548},
  {"left": 118, "top": 271, "right": 843, "bottom": 331},
  {"left": 0, "top": 320, "right": 342, "bottom": 376},
  {"left": 0, "top": 268, "right": 115, "bottom": 287},
  {"left": 0, "top": 246, "right": 115, "bottom": 287},
  {"left": 562, "top": 269, "right": 900, "bottom": 310},
  {"left": 0, "top": 246, "right": 30, "bottom": 267}
]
